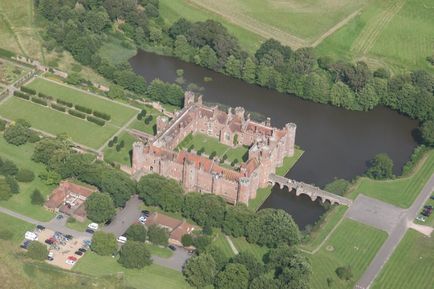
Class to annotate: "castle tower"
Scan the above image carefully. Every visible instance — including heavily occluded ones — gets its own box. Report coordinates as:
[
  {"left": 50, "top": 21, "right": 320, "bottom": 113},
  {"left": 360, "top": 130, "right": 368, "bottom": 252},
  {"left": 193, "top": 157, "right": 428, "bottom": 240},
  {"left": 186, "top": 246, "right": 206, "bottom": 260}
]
[
  {"left": 132, "top": 142, "right": 145, "bottom": 173},
  {"left": 285, "top": 123, "right": 296, "bottom": 157},
  {"left": 237, "top": 177, "right": 251, "bottom": 204},
  {"left": 184, "top": 91, "right": 196, "bottom": 107}
]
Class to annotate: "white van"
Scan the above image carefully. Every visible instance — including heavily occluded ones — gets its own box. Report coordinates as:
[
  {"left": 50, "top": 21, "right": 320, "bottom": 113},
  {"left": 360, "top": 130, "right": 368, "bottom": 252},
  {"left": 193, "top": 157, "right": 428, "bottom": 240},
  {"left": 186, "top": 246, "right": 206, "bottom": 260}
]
[
  {"left": 24, "top": 231, "right": 38, "bottom": 241},
  {"left": 117, "top": 236, "right": 127, "bottom": 244},
  {"left": 88, "top": 223, "right": 99, "bottom": 230}
]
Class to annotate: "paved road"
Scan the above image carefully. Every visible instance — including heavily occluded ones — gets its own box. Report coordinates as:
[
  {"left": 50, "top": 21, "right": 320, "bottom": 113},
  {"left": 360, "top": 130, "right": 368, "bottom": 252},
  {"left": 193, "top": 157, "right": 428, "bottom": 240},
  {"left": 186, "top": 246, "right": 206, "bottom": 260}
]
[
  {"left": 354, "top": 174, "right": 434, "bottom": 289},
  {"left": 103, "top": 195, "right": 143, "bottom": 237}
]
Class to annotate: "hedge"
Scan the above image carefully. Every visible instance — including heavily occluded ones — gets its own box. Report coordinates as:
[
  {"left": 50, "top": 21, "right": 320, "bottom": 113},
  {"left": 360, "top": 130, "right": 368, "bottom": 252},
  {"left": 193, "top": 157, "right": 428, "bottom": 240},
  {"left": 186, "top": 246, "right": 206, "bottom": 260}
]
[
  {"left": 51, "top": 103, "right": 66, "bottom": 112},
  {"left": 56, "top": 99, "right": 73, "bottom": 108},
  {"left": 20, "top": 86, "right": 36, "bottom": 95},
  {"left": 87, "top": 115, "right": 105, "bottom": 126},
  {"left": 38, "top": 92, "right": 54, "bottom": 100},
  {"left": 68, "top": 109, "right": 86, "bottom": 119},
  {"left": 93, "top": 110, "right": 111, "bottom": 121},
  {"left": 13, "top": 90, "right": 30, "bottom": 100},
  {"left": 31, "top": 97, "right": 48, "bottom": 106},
  {"left": 75, "top": 105, "right": 92, "bottom": 114}
]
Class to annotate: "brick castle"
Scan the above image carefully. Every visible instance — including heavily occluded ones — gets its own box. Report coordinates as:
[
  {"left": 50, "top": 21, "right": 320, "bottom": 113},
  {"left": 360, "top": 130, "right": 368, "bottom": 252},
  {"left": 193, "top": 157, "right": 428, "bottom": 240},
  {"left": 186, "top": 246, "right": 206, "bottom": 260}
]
[{"left": 131, "top": 92, "right": 296, "bottom": 205}]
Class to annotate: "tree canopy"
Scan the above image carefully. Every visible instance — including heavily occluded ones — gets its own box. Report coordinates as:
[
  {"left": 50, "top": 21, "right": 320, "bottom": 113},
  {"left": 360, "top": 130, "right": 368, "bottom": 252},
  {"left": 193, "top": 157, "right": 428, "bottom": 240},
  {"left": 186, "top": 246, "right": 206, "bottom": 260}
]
[
  {"left": 366, "top": 153, "right": 394, "bottom": 180},
  {"left": 91, "top": 231, "right": 117, "bottom": 256},
  {"left": 118, "top": 241, "right": 152, "bottom": 269},
  {"left": 85, "top": 192, "right": 116, "bottom": 223}
]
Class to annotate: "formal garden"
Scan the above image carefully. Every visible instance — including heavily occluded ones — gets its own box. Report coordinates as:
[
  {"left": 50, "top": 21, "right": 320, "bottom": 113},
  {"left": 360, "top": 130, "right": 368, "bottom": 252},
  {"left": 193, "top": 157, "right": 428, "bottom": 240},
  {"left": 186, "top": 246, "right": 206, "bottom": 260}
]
[{"left": 0, "top": 59, "right": 30, "bottom": 85}]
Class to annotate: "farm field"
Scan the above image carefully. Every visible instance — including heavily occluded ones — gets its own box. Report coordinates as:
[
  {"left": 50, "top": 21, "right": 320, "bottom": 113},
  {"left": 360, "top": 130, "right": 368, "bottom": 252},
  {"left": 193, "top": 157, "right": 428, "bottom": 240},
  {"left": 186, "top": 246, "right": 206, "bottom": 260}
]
[
  {"left": 74, "top": 252, "right": 192, "bottom": 289},
  {"left": 0, "top": 135, "right": 54, "bottom": 221},
  {"left": 0, "top": 97, "right": 118, "bottom": 149},
  {"left": 309, "top": 219, "right": 387, "bottom": 289},
  {"left": 371, "top": 230, "right": 434, "bottom": 289},
  {"left": 26, "top": 78, "right": 138, "bottom": 126},
  {"left": 350, "top": 150, "right": 434, "bottom": 208}
]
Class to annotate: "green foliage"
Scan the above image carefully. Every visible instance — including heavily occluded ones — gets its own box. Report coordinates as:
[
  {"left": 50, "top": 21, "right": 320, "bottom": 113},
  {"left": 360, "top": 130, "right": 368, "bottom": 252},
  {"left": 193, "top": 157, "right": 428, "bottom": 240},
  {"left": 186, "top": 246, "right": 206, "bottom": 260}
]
[
  {"left": 118, "top": 241, "right": 152, "bottom": 269},
  {"left": 14, "top": 90, "right": 30, "bottom": 100},
  {"left": 147, "top": 79, "right": 184, "bottom": 107},
  {"left": 183, "top": 193, "right": 226, "bottom": 227},
  {"left": 324, "top": 179, "right": 350, "bottom": 196},
  {"left": 0, "top": 119, "right": 6, "bottom": 131},
  {"left": 335, "top": 265, "right": 353, "bottom": 280},
  {"left": 420, "top": 120, "right": 434, "bottom": 146},
  {"left": 85, "top": 192, "right": 116, "bottom": 223},
  {"left": 51, "top": 103, "right": 66, "bottom": 112},
  {"left": 56, "top": 99, "right": 73, "bottom": 108},
  {"left": 31, "top": 97, "right": 48, "bottom": 106},
  {"left": 91, "top": 231, "right": 118, "bottom": 256},
  {"left": 147, "top": 224, "right": 169, "bottom": 246},
  {"left": 125, "top": 224, "right": 147, "bottom": 242},
  {"left": 249, "top": 274, "right": 280, "bottom": 289},
  {"left": 5, "top": 176, "right": 19, "bottom": 194},
  {"left": 231, "top": 252, "right": 265, "bottom": 281},
  {"left": 222, "top": 204, "right": 253, "bottom": 238},
  {"left": 3, "top": 121, "right": 33, "bottom": 146},
  {"left": 30, "top": 189, "right": 45, "bottom": 205},
  {"left": 366, "top": 153, "right": 394, "bottom": 180},
  {"left": 0, "top": 177, "right": 12, "bottom": 200},
  {"left": 93, "top": 111, "right": 111, "bottom": 121},
  {"left": 26, "top": 241, "right": 48, "bottom": 261},
  {"left": 181, "top": 234, "right": 194, "bottom": 247},
  {"left": 68, "top": 109, "right": 86, "bottom": 119},
  {"left": 15, "top": 169, "right": 35, "bottom": 183},
  {"left": 87, "top": 115, "right": 106, "bottom": 126},
  {"left": 107, "top": 84, "right": 124, "bottom": 99},
  {"left": 0, "top": 157, "right": 18, "bottom": 176},
  {"left": 75, "top": 105, "right": 93, "bottom": 114},
  {"left": 193, "top": 235, "right": 212, "bottom": 253},
  {"left": 183, "top": 253, "right": 216, "bottom": 288},
  {"left": 215, "top": 263, "right": 249, "bottom": 289},
  {"left": 20, "top": 86, "right": 36, "bottom": 95},
  {"left": 402, "top": 145, "right": 429, "bottom": 175}
]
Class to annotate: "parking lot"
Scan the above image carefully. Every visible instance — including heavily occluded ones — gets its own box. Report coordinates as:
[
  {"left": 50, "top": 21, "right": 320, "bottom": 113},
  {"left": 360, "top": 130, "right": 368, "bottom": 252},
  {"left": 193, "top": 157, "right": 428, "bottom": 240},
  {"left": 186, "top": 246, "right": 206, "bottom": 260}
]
[{"left": 21, "top": 226, "right": 91, "bottom": 270}]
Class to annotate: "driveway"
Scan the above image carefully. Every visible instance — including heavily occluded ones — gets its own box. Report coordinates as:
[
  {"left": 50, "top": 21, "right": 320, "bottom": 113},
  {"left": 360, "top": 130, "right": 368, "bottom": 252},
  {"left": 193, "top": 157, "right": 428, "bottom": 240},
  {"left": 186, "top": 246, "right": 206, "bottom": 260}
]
[
  {"left": 103, "top": 195, "right": 143, "bottom": 237},
  {"left": 153, "top": 247, "right": 191, "bottom": 271}
]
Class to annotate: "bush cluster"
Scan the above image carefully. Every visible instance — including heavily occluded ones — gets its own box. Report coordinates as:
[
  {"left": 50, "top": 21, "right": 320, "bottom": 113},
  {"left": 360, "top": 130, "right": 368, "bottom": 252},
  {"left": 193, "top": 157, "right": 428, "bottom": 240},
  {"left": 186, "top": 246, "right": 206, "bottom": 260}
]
[
  {"left": 20, "top": 86, "right": 36, "bottom": 95},
  {"left": 68, "top": 109, "right": 86, "bottom": 119},
  {"left": 75, "top": 105, "right": 92, "bottom": 114},
  {"left": 87, "top": 115, "right": 105, "bottom": 126},
  {"left": 93, "top": 110, "right": 111, "bottom": 121},
  {"left": 57, "top": 99, "right": 73, "bottom": 108},
  {"left": 13, "top": 90, "right": 30, "bottom": 100},
  {"left": 31, "top": 97, "right": 48, "bottom": 106},
  {"left": 51, "top": 103, "right": 66, "bottom": 112},
  {"left": 38, "top": 92, "right": 54, "bottom": 100}
]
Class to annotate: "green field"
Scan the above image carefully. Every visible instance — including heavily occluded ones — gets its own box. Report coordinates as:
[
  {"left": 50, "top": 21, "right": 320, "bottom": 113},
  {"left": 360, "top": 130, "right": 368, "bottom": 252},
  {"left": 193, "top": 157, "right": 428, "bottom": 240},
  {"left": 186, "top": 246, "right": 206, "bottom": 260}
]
[
  {"left": 350, "top": 150, "right": 434, "bottom": 208},
  {"left": 372, "top": 230, "right": 434, "bottom": 289},
  {"left": 309, "top": 219, "right": 388, "bottom": 289},
  {"left": 74, "top": 252, "right": 192, "bottom": 289},
  {"left": 0, "top": 97, "right": 118, "bottom": 149},
  {"left": 27, "top": 78, "right": 138, "bottom": 126},
  {"left": 213, "top": 230, "right": 236, "bottom": 259},
  {"left": 128, "top": 105, "right": 163, "bottom": 135},
  {"left": 0, "top": 136, "right": 54, "bottom": 221},
  {"left": 177, "top": 133, "right": 249, "bottom": 165},
  {"left": 230, "top": 236, "right": 268, "bottom": 262},
  {"left": 103, "top": 132, "right": 136, "bottom": 166}
]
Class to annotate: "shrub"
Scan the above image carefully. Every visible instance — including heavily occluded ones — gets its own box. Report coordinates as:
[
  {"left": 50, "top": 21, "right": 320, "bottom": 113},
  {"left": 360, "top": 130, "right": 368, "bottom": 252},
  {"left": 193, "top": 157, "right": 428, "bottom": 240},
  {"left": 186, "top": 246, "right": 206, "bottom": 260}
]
[
  {"left": 15, "top": 169, "right": 35, "bottom": 183},
  {"left": 181, "top": 234, "right": 193, "bottom": 247},
  {"left": 56, "top": 99, "right": 73, "bottom": 108},
  {"left": 336, "top": 266, "right": 353, "bottom": 280},
  {"left": 0, "top": 119, "right": 6, "bottom": 131},
  {"left": 31, "top": 97, "right": 48, "bottom": 106},
  {"left": 68, "top": 109, "right": 86, "bottom": 119},
  {"left": 87, "top": 115, "right": 105, "bottom": 126},
  {"left": 3, "top": 123, "right": 31, "bottom": 146},
  {"left": 21, "top": 86, "right": 36, "bottom": 95},
  {"left": 0, "top": 177, "right": 12, "bottom": 200},
  {"left": 5, "top": 176, "right": 19, "bottom": 194},
  {"left": 0, "top": 158, "right": 18, "bottom": 175},
  {"left": 93, "top": 111, "right": 111, "bottom": 121},
  {"left": 91, "top": 231, "right": 117, "bottom": 256},
  {"left": 31, "top": 189, "right": 45, "bottom": 205},
  {"left": 51, "top": 103, "right": 66, "bottom": 112},
  {"left": 13, "top": 90, "right": 30, "bottom": 100},
  {"left": 38, "top": 92, "right": 53, "bottom": 100},
  {"left": 108, "top": 140, "right": 114, "bottom": 147},
  {"left": 75, "top": 105, "right": 92, "bottom": 114},
  {"left": 27, "top": 241, "right": 48, "bottom": 260}
]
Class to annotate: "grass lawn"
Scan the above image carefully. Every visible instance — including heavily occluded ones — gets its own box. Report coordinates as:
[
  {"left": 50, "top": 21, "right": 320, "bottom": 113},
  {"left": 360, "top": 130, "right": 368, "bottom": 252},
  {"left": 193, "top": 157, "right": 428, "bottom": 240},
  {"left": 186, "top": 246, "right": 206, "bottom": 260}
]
[
  {"left": 0, "top": 212, "right": 34, "bottom": 243},
  {"left": 177, "top": 133, "right": 249, "bottom": 165},
  {"left": 349, "top": 150, "right": 434, "bottom": 208},
  {"left": 0, "top": 97, "right": 119, "bottom": 149},
  {"left": 249, "top": 149, "right": 304, "bottom": 211},
  {"left": 371, "top": 229, "right": 434, "bottom": 289},
  {"left": 212, "top": 230, "right": 235, "bottom": 259},
  {"left": 309, "top": 219, "right": 387, "bottom": 289},
  {"left": 103, "top": 132, "right": 136, "bottom": 166},
  {"left": 65, "top": 217, "right": 91, "bottom": 232},
  {"left": 128, "top": 105, "right": 163, "bottom": 135},
  {"left": 230, "top": 236, "right": 268, "bottom": 262},
  {"left": 145, "top": 244, "right": 173, "bottom": 258},
  {"left": 27, "top": 78, "right": 138, "bottom": 126},
  {"left": 0, "top": 136, "right": 54, "bottom": 221},
  {"left": 98, "top": 36, "right": 137, "bottom": 65},
  {"left": 74, "top": 252, "right": 192, "bottom": 289}
]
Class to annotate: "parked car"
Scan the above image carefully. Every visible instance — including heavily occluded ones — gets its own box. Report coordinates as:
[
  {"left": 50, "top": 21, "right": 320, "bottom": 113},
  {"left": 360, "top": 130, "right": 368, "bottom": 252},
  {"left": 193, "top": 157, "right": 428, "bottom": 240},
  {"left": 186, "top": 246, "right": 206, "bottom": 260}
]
[
  {"left": 421, "top": 210, "right": 432, "bottom": 217},
  {"left": 65, "top": 256, "right": 77, "bottom": 265},
  {"left": 47, "top": 251, "right": 54, "bottom": 261},
  {"left": 138, "top": 215, "right": 147, "bottom": 224},
  {"left": 36, "top": 225, "right": 45, "bottom": 231},
  {"left": 142, "top": 210, "right": 150, "bottom": 216},
  {"left": 416, "top": 215, "right": 426, "bottom": 222},
  {"left": 56, "top": 214, "right": 64, "bottom": 220},
  {"left": 424, "top": 205, "right": 433, "bottom": 210},
  {"left": 168, "top": 245, "right": 177, "bottom": 251},
  {"left": 64, "top": 234, "right": 73, "bottom": 241},
  {"left": 45, "top": 237, "right": 55, "bottom": 245},
  {"left": 24, "top": 231, "right": 38, "bottom": 241},
  {"left": 430, "top": 195, "right": 434, "bottom": 200},
  {"left": 85, "top": 228, "right": 95, "bottom": 234},
  {"left": 88, "top": 223, "right": 99, "bottom": 231},
  {"left": 74, "top": 250, "right": 84, "bottom": 256},
  {"left": 78, "top": 248, "right": 87, "bottom": 253},
  {"left": 117, "top": 236, "right": 127, "bottom": 244},
  {"left": 20, "top": 240, "right": 31, "bottom": 249}
]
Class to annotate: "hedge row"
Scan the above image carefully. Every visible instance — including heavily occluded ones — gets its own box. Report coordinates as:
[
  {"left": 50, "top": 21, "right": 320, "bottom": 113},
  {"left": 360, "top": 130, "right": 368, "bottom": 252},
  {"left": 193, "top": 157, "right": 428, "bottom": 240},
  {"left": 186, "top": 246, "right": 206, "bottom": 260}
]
[
  {"left": 31, "top": 97, "right": 48, "bottom": 106},
  {"left": 68, "top": 109, "right": 86, "bottom": 119},
  {"left": 20, "top": 86, "right": 36, "bottom": 95},
  {"left": 87, "top": 115, "right": 105, "bottom": 126},
  {"left": 14, "top": 90, "right": 30, "bottom": 100},
  {"left": 93, "top": 110, "right": 111, "bottom": 121},
  {"left": 75, "top": 105, "right": 92, "bottom": 114},
  {"left": 51, "top": 103, "right": 66, "bottom": 112},
  {"left": 38, "top": 92, "right": 54, "bottom": 100},
  {"left": 57, "top": 99, "right": 73, "bottom": 108}
]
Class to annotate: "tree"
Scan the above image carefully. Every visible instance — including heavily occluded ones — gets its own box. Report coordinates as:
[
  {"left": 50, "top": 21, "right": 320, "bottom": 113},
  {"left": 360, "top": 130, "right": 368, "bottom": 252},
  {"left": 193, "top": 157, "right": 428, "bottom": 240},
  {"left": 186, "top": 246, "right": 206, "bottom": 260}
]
[
  {"left": 108, "top": 84, "right": 124, "bottom": 99},
  {"left": 420, "top": 120, "right": 434, "bottom": 146},
  {"left": 15, "top": 169, "right": 35, "bottom": 183},
  {"left": 242, "top": 57, "right": 256, "bottom": 84},
  {"left": 181, "top": 234, "right": 194, "bottom": 247},
  {"left": 225, "top": 55, "right": 242, "bottom": 78},
  {"left": 5, "top": 176, "right": 19, "bottom": 194},
  {"left": 125, "top": 224, "right": 147, "bottom": 242},
  {"left": 366, "top": 153, "right": 394, "bottom": 180},
  {"left": 215, "top": 263, "right": 249, "bottom": 289},
  {"left": 32, "top": 136, "right": 72, "bottom": 165},
  {"left": 174, "top": 35, "right": 193, "bottom": 62},
  {"left": 336, "top": 265, "right": 353, "bottom": 280},
  {"left": 223, "top": 204, "right": 253, "bottom": 237},
  {"left": 183, "top": 193, "right": 226, "bottom": 227},
  {"left": 193, "top": 235, "right": 212, "bottom": 252},
  {"left": 303, "top": 71, "right": 330, "bottom": 104},
  {"left": 27, "top": 241, "right": 48, "bottom": 261},
  {"left": 3, "top": 122, "right": 31, "bottom": 146},
  {"left": 183, "top": 253, "right": 216, "bottom": 288},
  {"left": 0, "top": 158, "right": 18, "bottom": 176},
  {"left": 250, "top": 274, "right": 280, "bottom": 289},
  {"left": 206, "top": 246, "right": 229, "bottom": 271},
  {"left": 118, "top": 241, "right": 152, "bottom": 268},
  {"left": 31, "top": 189, "right": 45, "bottom": 205},
  {"left": 232, "top": 252, "right": 265, "bottom": 281},
  {"left": 246, "top": 209, "right": 300, "bottom": 247},
  {"left": 199, "top": 45, "right": 218, "bottom": 69},
  {"left": 85, "top": 192, "right": 116, "bottom": 223},
  {"left": 356, "top": 81, "right": 380, "bottom": 110},
  {"left": 0, "top": 177, "right": 12, "bottom": 200},
  {"left": 147, "top": 224, "right": 169, "bottom": 246},
  {"left": 330, "top": 81, "right": 356, "bottom": 109},
  {"left": 324, "top": 178, "right": 350, "bottom": 196},
  {"left": 91, "top": 231, "right": 117, "bottom": 256}
]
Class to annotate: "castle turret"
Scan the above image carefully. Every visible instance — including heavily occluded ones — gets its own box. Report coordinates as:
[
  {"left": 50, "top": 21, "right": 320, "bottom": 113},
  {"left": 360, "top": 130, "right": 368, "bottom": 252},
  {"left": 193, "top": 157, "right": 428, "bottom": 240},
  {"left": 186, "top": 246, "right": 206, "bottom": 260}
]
[
  {"left": 132, "top": 142, "right": 145, "bottom": 173},
  {"left": 285, "top": 123, "right": 296, "bottom": 156},
  {"left": 238, "top": 177, "right": 251, "bottom": 204},
  {"left": 184, "top": 91, "right": 195, "bottom": 107}
]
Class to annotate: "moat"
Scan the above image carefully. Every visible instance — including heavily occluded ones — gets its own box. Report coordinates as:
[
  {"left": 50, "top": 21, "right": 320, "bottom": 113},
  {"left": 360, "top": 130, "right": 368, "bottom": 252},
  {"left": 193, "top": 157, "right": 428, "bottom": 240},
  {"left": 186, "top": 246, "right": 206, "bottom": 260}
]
[{"left": 130, "top": 50, "right": 418, "bottom": 229}]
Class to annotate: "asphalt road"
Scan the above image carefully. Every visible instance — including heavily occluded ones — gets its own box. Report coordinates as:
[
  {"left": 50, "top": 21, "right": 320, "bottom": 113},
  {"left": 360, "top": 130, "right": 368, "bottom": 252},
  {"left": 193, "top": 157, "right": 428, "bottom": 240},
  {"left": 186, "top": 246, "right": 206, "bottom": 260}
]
[{"left": 354, "top": 173, "right": 434, "bottom": 289}]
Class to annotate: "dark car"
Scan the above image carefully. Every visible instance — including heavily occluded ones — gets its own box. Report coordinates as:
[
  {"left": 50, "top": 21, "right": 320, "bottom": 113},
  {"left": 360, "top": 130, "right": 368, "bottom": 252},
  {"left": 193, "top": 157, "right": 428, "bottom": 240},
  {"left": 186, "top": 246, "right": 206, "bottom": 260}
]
[
  {"left": 36, "top": 225, "right": 46, "bottom": 231},
  {"left": 64, "top": 234, "right": 73, "bottom": 240},
  {"left": 47, "top": 256, "right": 54, "bottom": 261},
  {"left": 424, "top": 205, "right": 433, "bottom": 210},
  {"left": 20, "top": 240, "right": 31, "bottom": 249},
  {"left": 168, "top": 245, "right": 177, "bottom": 251},
  {"left": 85, "top": 228, "right": 95, "bottom": 234},
  {"left": 141, "top": 210, "right": 150, "bottom": 216},
  {"left": 45, "top": 238, "right": 55, "bottom": 245},
  {"left": 421, "top": 210, "right": 431, "bottom": 217},
  {"left": 78, "top": 248, "right": 87, "bottom": 253},
  {"left": 56, "top": 214, "right": 64, "bottom": 220},
  {"left": 74, "top": 250, "right": 84, "bottom": 256},
  {"left": 430, "top": 195, "right": 434, "bottom": 200}
]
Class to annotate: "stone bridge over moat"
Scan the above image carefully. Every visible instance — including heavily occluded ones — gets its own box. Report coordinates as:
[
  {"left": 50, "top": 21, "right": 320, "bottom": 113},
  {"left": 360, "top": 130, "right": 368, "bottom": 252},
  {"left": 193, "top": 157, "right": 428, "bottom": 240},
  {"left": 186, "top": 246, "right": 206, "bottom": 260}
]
[{"left": 268, "top": 174, "right": 353, "bottom": 206}]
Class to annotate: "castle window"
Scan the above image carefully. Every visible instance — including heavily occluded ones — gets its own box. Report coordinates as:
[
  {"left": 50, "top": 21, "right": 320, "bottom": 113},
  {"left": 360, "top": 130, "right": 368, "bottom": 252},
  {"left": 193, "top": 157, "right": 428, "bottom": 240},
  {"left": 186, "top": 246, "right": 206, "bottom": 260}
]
[{"left": 225, "top": 132, "right": 230, "bottom": 141}]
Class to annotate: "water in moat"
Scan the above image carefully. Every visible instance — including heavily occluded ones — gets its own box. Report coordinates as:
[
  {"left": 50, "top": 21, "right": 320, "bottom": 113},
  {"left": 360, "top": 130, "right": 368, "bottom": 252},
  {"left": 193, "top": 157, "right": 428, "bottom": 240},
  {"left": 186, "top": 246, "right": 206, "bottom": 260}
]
[{"left": 130, "top": 50, "right": 418, "bottom": 229}]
